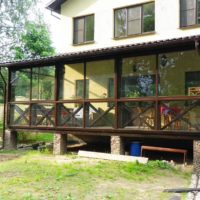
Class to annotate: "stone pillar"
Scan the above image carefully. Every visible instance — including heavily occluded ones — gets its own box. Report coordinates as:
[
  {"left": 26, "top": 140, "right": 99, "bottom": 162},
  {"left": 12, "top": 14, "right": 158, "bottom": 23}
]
[
  {"left": 193, "top": 140, "right": 200, "bottom": 174},
  {"left": 4, "top": 130, "right": 17, "bottom": 150},
  {"left": 111, "top": 136, "right": 124, "bottom": 155},
  {"left": 53, "top": 133, "right": 67, "bottom": 155}
]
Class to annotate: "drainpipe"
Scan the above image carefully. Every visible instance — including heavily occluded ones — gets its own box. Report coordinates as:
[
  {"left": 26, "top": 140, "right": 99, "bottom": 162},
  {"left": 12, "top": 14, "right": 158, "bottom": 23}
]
[{"left": 0, "top": 67, "right": 7, "bottom": 149}]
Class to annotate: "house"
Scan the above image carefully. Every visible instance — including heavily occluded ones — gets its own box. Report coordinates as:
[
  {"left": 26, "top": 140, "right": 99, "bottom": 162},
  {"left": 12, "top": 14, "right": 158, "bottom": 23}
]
[{"left": 2, "top": 0, "right": 200, "bottom": 169}]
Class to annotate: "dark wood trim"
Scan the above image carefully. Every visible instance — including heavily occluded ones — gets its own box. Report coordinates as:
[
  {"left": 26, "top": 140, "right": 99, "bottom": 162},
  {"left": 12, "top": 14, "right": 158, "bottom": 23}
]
[{"left": 8, "top": 125, "right": 200, "bottom": 140}]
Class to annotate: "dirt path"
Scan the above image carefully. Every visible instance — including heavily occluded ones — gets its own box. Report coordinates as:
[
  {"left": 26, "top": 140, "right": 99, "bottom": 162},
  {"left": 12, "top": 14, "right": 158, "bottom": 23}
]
[{"left": 0, "top": 154, "right": 20, "bottom": 162}]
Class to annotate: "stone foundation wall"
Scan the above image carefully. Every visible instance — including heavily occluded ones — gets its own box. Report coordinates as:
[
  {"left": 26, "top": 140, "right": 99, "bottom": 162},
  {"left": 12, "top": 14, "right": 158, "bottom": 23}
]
[
  {"left": 194, "top": 140, "right": 200, "bottom": 174},
  {"left": 111, "top": 136, "right": 124, "bottom": 155},
  {"left": 53, "top": 133, "right": 67, "bottom": 155},
  {"left": 4, "top": 130, "right": 17, "bottom": 150}
]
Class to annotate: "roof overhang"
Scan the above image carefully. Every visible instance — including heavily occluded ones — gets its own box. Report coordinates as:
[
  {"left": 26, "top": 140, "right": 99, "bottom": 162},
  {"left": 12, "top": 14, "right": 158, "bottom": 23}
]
[
  {"left": 46, "top": 0, "right": 67, "bottom": 13},
  {"left": 1, "top": 35, "right": 200, "bottom": 69}
]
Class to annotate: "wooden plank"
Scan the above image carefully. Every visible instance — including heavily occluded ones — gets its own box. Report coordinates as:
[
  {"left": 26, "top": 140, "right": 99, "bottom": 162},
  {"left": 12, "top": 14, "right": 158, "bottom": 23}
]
[
  {"left": 141, "top": 145, "right": 187, "bottom": 154},
  {"left": 78, "top": 150, "right": 148, "bottom": 164},
  {"left": 141, "top": 145, "right": 187, "bottom": 163}
]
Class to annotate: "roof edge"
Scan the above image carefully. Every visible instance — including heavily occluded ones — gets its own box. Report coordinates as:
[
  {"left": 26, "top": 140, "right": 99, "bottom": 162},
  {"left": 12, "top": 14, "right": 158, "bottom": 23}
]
[
  {"left": 1, "top": 35, "right": 200, "bottom": 68},
  {"left": 46, "top": 0, "right": 67, "bottom": 13}
]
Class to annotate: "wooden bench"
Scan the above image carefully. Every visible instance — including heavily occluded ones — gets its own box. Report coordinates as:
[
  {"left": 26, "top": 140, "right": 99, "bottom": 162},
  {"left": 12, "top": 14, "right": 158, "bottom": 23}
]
[{"left": 141, "top": 145, "right": 187, "bottom": 164}]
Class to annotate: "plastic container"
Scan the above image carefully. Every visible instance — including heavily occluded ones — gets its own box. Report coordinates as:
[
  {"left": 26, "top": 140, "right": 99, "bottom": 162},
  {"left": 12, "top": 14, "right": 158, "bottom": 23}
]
[{"left": 130, "top": 142, "right": 141, "bottom": 157}]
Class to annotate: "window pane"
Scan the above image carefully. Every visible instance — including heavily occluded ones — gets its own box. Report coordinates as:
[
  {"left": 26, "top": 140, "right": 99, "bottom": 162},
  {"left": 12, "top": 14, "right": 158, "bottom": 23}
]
[
  {"left": 120, "top": 55, "right": 156, "bottom": 98},
  {"left": 198, "top": 0, "right": 200, "bottom": 23},
  {"left": 159, "top": 50, "right": 200, "bottom": 96},
  {"left": 115, "top": 8, "right": 127, "bottom": 37},
  {"left": 59, "top": 63, "right": 84, "bottom": 100},
  {"left": 57, "top": 103, "right": 83, "bottom": 127},
  {"left": 119, "top": 101, "right": 155, "bottom": 130},
  {"left": 128, "top": 19, "right": 141, "bottom": 35},
  {"left": 128, "top": 6, "right": 141, "bottom": 20},
  {"left": 86, "top": 102, "right": 115, "bottom": 128},
  {"left": 180, "top": 0, "right": 196, "bottom": 11},
  {"left": 74, "top": 18, "right": 84, "bottom": 44},
  {"left": 85, "top": 15, "right": 94, "bottom": 42},
  {"left": 11, "top": 69, "right": 31, "bottom": 101},
  {"left": 127, "top": 7, "right": 141, "bottom": 35},
  {"left": 32, "top": 66, "right": 55, "bottom": 100},
  {"left": 143, "top": 3, "right": 155, "bottom": 32},
  {"left": 181, "top": 9, "right": 196, "bottom": 26},
  {"left": 86, "top": 60, "right": 115, "bottom": 99}
]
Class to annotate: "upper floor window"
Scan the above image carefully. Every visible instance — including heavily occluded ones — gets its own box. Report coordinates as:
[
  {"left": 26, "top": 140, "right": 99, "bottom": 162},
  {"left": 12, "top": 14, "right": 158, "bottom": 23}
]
[
  {"left": 180, "top": 0, "right": 200, "bottom": 27},
  {"left": 114, "top": 2, "right": 155, "bottom": 38},
  {"left": 73, "top": 15, "right": 94, "bottom": 45}
]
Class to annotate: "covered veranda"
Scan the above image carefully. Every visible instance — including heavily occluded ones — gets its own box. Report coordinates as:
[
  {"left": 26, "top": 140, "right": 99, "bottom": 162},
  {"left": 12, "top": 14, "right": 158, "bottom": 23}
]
[{"left": 2, "top": 35, "right": 200, "bottom": 170}]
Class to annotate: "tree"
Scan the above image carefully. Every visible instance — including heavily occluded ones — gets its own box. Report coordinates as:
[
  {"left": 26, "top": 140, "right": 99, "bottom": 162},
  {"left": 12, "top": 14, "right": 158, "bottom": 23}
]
[
  {"left": 0, "top": 0, "right": 37, "bottom": 62},
  {"left": 15, "top": 21, "right": 55, "bottom": 60}
]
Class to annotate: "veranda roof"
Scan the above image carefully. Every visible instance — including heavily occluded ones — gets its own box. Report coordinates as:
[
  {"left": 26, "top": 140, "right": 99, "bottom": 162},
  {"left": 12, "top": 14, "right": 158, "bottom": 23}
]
[{"left": 1, "top": 35, "right": 200, "bottom": 68}]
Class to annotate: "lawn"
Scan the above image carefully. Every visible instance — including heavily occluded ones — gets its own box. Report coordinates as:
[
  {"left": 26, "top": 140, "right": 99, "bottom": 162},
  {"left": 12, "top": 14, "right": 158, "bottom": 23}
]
[{"left": 0, "top": 150, "right": 191, "bottom": 200}]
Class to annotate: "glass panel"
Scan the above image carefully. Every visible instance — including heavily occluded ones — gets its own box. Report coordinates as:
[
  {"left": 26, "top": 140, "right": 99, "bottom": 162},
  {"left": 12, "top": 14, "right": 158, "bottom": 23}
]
[
  {"left": 180, "top": 10, "right": 196, "bottom": 26},
  {"left": 11, "top": 69, "right": 30, "bottom": 101},
  {"left": 143, "top": 3, "right": 155, "bottom": 32},
  {"left": 74, "top": 17, "right": 84, "bottom": 44},
  {"left": 128, "top": 19, "right": 141, "bottom": 35},
  {"left": 85, "top": 15, "right": 94, "bottom": 42},
  {"left": 57, "top": 103, "right": 83, "bottom": 127},
  {"left": 59, "top": 63, "right": 84, "bottom": 100},
  {"left": 159, "top": 50, "right": 200, "bottom": 96},
  {"left": 86, "top": 102, "right": 115, "bottom": 128},
  {"left": 119, "top": 102, "right": 155, "bottom": 130},
  {"left": 198, "top": 0, "right": 200, "bottom": 23},
  {"left": 31, "top": 104, "right": 55, "bottom": 127},
  {"left": 86, "top": 60, "right": 115, "bottom": 99},
  {"left": 32, "top": 66, "right": 55, "bottom": 100},
  {"left": 128, "top": 6, "right": 141, "bottom": 20},
  {"left": 10, "top": 104, "right": 30, "bottom": 126},
  {"left": 127, "top": 6, "right": 141, "bottom": 35},
  {"left": 180, "top": 0, "right": 196, "bottom": 11},
  {"left": 160, "top": 100, "right": 200, "bottom": 132},
  {"left": 120, "top": 55, "right": 156, "bottom": 98},
  {"left": 115, "top": 8, "right": 127, "bottom": 37}
]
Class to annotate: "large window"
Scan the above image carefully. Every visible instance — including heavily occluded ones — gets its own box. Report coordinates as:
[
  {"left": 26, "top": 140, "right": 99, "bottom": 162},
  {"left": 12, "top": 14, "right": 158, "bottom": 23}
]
[
  {"left": 114, "top": 2, "right": 155, "bottom": 38},
  {"left": 10, "top": 66, "right": 55, "bottom": 102},
  {"left": 58, "top": 63, "right": 84, "bottom": 100},
  {"left": 32, "top": 66, "right": 55, "bottom": 100},
  {"left": 159, "top": 50, "right": 200, "bottom": 96},
  {"left": 120, "top": 55, "right": 156, "bottom": 98},
  {"left": 180, "top": 0, "right": 200, "bottom": 27},
  {"left": 73, "top": 15, "right": 94, "bottom": 44},
  {"left": 10, "top": 69, "right": 31, "bottom": 101},
  {"left": 86, "top": 60, "right": 115, "bottom": 99}
]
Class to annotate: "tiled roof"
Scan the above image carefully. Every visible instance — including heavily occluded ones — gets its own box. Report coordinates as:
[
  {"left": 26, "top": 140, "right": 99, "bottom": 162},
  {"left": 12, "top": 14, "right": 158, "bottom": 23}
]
[{"left": 1, "top": 35, "right": 200, "bottom": 68}]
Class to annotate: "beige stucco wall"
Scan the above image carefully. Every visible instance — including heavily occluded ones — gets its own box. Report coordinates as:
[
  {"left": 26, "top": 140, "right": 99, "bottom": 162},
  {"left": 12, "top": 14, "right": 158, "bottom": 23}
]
[{"left": 56, "top": 0, "right": 200, "bottom": 53}]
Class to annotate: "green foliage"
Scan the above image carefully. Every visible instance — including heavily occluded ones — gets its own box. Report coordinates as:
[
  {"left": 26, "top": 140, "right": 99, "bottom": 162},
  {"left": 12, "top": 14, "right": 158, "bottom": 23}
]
[
  {"left": 18, "top": 132, "right": 53, "bottom": 144},
  {"left": 15, "top": 22, "right": 55, "bottom": 60},
  {"left": 0, "top": 0, "right": 37, "bottom": 61}
]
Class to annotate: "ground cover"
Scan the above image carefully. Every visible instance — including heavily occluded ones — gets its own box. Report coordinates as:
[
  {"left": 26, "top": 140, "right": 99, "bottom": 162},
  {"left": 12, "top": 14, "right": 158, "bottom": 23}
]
[{"left": 0, "top": 150, "right": 191, "bottom": 200}]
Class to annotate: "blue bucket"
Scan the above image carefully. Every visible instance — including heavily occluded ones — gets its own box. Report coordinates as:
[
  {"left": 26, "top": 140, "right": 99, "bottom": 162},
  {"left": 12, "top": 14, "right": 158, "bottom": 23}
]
[{"left": 130, "top": 142, "right": 141, "bottom": 157}]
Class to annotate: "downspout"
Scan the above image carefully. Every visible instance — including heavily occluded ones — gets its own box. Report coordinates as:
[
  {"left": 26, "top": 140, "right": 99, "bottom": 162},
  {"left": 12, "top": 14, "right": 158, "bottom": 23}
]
[{"left": 0, "top": 67, "right": 7, "bottom": 149}]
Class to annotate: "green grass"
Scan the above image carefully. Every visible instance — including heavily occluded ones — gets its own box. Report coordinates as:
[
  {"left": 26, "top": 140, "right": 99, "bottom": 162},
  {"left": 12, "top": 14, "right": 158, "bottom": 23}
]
[
  {"left": 18, "top": 132, "right": 53, "bottom": 144},
  {"left": 0, "top": 151, "right": 192, "bottom": 200}
]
